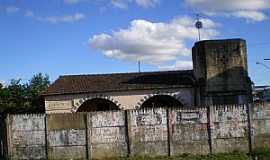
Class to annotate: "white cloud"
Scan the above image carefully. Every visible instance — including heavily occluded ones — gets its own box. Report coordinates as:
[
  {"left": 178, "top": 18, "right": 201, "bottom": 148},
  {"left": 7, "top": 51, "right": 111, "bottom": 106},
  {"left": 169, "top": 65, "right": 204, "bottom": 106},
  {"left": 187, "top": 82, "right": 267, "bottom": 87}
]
[
  {"left": 25, "top": 10, "right": 34, "bottom": 17},
  {"left": 5, "top": 6, "right": 19, "bottom": 13},
  {"left": 61, "top": 0, "right": 159, "bottom": 9},
  {"left": 158, "top": 60, "right": 193, "bottom": 70},
  {"left": 135, "top": 0, "right": 159, "bottom": 8},
  {"left": 232, "top": 10, "right": 267, "bottom": 22},
  {"left": 110, "top": 0, "right": 159, "bottom": 9},
  {"left": 185, "top": 0, "right": 270, "bottom": 22},
  {"left": 89, "top": 16, "right": 219, "bottom": 66},
  {"left": 37, "top": 13, "right": 85, "bottom": 24},
  {"left": 111, "top": 0, "right": 128, "bottom": 9},
  {"left": 64, "top": 0, "right": 80, "bottom": 4}
]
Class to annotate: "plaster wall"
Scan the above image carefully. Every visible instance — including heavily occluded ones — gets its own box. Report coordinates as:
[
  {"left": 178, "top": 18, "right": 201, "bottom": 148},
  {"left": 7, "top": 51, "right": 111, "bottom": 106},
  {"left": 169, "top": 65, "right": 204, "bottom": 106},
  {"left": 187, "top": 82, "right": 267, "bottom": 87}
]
[{"left": 45, "top": 88, "right": 194, "bottom": 114}]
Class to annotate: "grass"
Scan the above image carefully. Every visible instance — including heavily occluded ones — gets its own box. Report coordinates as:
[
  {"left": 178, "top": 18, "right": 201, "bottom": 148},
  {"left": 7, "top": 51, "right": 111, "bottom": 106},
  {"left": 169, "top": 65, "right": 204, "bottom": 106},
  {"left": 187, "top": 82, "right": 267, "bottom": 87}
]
[
  {"left": 252, "top": 147, "right": 270, "bottom": 160},
  {"left": 100, "top": 148, "right": 270, "bottom": 160},
  {"left": 1, "top": 148, "right": 270, "bottom": 160}
]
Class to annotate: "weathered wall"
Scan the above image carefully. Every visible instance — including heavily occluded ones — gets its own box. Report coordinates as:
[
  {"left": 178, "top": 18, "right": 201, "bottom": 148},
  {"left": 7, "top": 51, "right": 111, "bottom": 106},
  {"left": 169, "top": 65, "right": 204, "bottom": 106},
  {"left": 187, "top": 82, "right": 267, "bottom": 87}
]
[
  {"left": 193, "top": 39, "right": 249, "bottom": 93},
  {"left": 45, "top": 88, "right": 194, "bottom": 113},
  {"left": 192, "top": 39, "right": 251, "bottom": 105},
  {"left": 211, "top": 105, "right": 249, "bottom": 153},
  {"left": 46, "top": 113, "right": 87, "bottom": 160},
  {"left": 4, "top": 103, "right": 270, "bottom": 159},
  {"left": 6, "top": 114, "right": 46, "bottom": 160},
  {"left": 129, "top": 108, "right": 168, "bottom": 156},
  {"left": 251, "top": 103, "right": 270, "bottom": 148},
  {"left": 169, "top": 107, "right": 209, "bottom": 155},
  {"left": 90, "top": 111, "right": 127, "bottom": 159}
]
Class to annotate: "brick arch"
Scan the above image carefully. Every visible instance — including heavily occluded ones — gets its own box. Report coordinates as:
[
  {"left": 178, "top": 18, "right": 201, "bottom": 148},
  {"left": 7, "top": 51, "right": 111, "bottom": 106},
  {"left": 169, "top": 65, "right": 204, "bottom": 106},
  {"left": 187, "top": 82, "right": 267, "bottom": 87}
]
[
  {"left": 71, "top": 94, "right": 121, "bottom": 112},
  {"left": 135, "top": 91, "right": 187, "bottom": 109}
]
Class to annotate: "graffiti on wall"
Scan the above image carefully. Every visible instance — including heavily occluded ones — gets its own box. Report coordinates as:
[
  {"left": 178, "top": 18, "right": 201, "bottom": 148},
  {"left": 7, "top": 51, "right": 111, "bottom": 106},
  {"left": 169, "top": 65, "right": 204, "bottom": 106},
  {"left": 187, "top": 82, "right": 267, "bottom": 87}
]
[
  {"left": 213, "top": 107, "right": 248, "bottom": 139},
  {"left": 170, "top": 110, "right": 207, "bottom": 124},
  {"left": 91, "top": 111, "right": 125, "bottom": 127},
  {"left": 92, "top": 127, "right": 126, "bottom": 143},
  {"left": 130, "top": 109, "right": 168, "bottom": 142},
  {"left": 91, "top": 111, "right": 126, "bottom": 145}
]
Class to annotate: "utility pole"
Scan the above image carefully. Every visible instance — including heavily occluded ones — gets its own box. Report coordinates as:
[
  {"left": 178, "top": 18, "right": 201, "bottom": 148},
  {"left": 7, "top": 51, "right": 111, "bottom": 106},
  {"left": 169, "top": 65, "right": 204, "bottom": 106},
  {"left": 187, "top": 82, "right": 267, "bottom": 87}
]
[{"left": 138, "top": 61, "right": 141, "bottom": 72}]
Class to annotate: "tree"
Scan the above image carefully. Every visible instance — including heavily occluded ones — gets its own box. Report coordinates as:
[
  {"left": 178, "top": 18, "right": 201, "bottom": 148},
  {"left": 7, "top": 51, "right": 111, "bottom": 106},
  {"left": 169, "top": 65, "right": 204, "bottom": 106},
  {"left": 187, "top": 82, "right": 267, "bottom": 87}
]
[
  {"left": 27, "top": 73, "right": 50, "bottom": 111},
  {"left": 0, "top": 73, "right": 50, "bottom": 114},
  {"left": 28, "top": 73, "right": 50, "bottom": 97},
  {"left": 0, "top": 79, "right": 26, "bottom": 113}
]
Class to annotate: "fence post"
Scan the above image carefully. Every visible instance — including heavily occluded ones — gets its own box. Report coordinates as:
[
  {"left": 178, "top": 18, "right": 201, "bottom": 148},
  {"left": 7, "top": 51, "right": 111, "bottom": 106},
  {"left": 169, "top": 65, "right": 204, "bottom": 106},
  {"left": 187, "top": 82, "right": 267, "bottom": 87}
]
[
  {"left": 124, "top": 110, "right": 131, "bottom": 157},
  {"left": 166, "top": 108, "right": 171, "bottom": 156},
  {"left": 44, "top": 114, "right": 48, "bottom": 160},
  {"left": 0, "top": 115, "right": 3, "bottom": 158},
  {"left": 246, "top": 103, "right": 253, "bottom": 154},
  {"left": 84, "top": 113, "right": 90, "bottom": 160},
  {"left": 207, "top": 106, "right": 213, "bottom": 154},
  {"left": 6, "top": 114, "right": 12, "bottom": 159},
  {"left": 0, "top": 114, "right": 8, "bottom": 159},
  {"left": 88, "top": 113, "right": 92, "bottom": 159}
]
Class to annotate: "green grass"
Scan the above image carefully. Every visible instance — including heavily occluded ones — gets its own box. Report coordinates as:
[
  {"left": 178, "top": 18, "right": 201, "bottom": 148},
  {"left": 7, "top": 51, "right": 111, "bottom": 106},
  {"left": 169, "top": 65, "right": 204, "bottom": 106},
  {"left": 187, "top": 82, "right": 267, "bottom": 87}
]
[
  {"left": 252, "top": 147, "right": 270, "bottom": 160},
  {"left": 2, "top": 148, "right": 270, "bottom": 160},
  {"left": 101, "top": 153, "right": 249, "bottom": 160},
  {"left": 100, "top": 148, "right": 270, "bottom": 160}
]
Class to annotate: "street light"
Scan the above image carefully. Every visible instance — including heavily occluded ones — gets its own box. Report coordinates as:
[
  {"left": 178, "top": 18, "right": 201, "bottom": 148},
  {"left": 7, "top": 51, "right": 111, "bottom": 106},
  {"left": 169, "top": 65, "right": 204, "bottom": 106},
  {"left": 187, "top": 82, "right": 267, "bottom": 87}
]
[{"left": 256, "top": 61, "right": 270, "bottom": 70}]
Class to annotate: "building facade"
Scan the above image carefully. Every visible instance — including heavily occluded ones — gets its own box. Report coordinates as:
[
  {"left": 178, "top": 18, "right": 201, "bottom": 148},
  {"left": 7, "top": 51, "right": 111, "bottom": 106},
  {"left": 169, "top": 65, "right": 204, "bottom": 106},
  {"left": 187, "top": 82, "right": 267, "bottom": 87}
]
[
  {"left": 43, "top": 39, "right": 252, "bottom": 113},
  {"left": 253, "top": 85, "right": 270, "bottom": 102}
]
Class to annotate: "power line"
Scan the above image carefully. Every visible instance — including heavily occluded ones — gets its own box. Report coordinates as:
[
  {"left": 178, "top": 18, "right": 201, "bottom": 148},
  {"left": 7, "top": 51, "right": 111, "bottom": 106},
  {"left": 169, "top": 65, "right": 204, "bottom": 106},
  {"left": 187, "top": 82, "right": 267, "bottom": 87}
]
[{"left": 256, "top": 62, "right": 270, "bottom": 71}]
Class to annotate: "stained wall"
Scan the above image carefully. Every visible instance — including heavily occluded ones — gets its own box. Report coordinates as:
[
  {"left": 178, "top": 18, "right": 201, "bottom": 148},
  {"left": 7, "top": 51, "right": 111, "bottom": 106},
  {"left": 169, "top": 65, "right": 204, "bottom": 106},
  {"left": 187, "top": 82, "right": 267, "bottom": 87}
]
[{"left": 4, "top": 103, "right": 270, "bottom": 159}]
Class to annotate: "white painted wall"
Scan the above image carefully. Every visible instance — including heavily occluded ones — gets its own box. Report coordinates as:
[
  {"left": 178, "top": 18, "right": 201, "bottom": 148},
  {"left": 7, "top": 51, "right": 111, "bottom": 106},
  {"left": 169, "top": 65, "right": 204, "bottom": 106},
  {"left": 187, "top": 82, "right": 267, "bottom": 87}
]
[{"left": 45, "top": 88, "right": 195, "bottom": 114}]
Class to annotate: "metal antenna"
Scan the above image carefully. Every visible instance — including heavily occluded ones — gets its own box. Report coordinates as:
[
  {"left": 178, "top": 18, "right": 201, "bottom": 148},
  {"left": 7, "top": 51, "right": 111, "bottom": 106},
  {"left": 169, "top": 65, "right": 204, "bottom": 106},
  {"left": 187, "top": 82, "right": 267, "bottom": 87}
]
[
  {"left": 195, "top": 14, "right": 203, "bottom": 41},
  {"left": 138, "top": 61, "right": 141, "bottom": 72}
]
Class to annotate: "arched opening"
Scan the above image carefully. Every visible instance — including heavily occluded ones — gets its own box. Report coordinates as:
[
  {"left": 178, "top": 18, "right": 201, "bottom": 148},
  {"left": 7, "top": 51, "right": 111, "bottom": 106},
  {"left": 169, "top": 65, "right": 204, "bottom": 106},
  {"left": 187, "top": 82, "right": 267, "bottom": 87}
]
[
  {"left": 141, "top": 95, "right": 183, "bottom": 108},
  {"left": 76, "top": 98, "right": 120, "bottom": 112}
]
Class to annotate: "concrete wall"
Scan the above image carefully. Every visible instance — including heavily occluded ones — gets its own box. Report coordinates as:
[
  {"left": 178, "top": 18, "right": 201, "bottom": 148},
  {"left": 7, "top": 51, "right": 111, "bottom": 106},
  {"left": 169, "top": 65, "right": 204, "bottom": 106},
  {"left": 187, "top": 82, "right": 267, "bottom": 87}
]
[
  {"left": 90, "top": 111, "right": 127, "bottom": 159},
  {"left": 6, "top": 114, "right": 46, "bottom": 160},
  {"left": 192, "top": 39, "right": 251, "bottom": 105},
  {"left": 211, "top": 105, "right": 249, "bottom": 153},
  {"left": 128, "top": 108, "right": 168, "bottom": 156},
  {"left": 46, "top": 113, "right": 87, "bottom": 160},
  {"left": 169, "top": 107, "right": 209, "bottom": 155},
  {"left": 252, "top": 103, "right": 270, "bottom": 148},
  {"left": 45, "top": 88, "right": 194, "bottom": 113},
  {"left": 3, "top": 103, "right": 270, "bottom": 159}
]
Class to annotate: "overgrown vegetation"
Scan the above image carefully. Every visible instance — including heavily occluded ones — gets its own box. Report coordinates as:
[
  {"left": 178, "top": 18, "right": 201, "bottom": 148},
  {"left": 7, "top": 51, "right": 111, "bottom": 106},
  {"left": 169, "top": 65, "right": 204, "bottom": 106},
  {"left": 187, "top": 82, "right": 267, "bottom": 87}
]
[
  {"left": 252, "top": 148, "right": 270, "bottom": 160},
  {"left": 100, "top": 148, "right": 270, "bottom": 160},
  {"left": 0, "top": 73, "right": 50, "bottom": 114}
]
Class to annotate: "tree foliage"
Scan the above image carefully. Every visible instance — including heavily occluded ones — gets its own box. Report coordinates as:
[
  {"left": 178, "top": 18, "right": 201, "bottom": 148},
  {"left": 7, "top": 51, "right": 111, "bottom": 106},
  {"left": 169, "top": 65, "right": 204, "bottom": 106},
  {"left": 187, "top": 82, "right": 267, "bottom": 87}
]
[{"left": 0, "top": 73, "right": 50, "bottom": 114}]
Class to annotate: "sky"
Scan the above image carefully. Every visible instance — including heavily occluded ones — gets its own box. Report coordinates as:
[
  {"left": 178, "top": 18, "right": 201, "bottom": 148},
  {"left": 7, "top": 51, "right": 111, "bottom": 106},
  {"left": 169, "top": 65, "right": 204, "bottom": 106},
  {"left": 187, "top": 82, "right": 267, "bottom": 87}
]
[{"left": 1, "top": 0, "right": 270, "bottom": 86}]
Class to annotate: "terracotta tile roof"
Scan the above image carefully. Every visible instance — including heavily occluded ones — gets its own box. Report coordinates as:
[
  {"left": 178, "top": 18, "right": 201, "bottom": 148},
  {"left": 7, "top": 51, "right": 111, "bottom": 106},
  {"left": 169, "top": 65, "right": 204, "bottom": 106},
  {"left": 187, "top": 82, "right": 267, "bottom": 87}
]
[{"left": 43, "top": 70, "right": 195, "bottom": 96}]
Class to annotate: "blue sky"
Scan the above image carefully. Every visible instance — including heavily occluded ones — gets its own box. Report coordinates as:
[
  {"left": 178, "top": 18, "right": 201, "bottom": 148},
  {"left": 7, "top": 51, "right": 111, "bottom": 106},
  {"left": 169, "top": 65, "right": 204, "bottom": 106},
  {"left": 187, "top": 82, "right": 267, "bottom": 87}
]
[{"left": 1, "top": 0, "right": 270, "bottom": 85}]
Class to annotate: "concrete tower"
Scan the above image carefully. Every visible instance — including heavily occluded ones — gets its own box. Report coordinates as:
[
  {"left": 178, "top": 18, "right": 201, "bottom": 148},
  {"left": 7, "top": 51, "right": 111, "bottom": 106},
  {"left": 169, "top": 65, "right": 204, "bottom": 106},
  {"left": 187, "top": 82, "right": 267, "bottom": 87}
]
[{"left": 192, "top": 39, "right": 252, "bottom": 105}]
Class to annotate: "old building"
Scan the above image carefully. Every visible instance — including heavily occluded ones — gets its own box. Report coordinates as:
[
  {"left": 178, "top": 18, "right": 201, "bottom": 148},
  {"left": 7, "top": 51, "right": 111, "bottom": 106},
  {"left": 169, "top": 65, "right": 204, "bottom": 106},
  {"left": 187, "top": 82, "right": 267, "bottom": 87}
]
[
  {"left": 253, "top": 85, "right": 270, "bottom": 102},
  {"left": 43, "top": 39, "right": 252, "bottom": 113}
]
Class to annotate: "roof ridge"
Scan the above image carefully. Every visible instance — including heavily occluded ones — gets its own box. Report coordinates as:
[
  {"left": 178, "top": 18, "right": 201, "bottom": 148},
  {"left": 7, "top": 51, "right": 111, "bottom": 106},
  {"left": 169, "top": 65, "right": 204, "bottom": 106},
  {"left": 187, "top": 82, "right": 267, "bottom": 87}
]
[{"left": 59, "top": 70, "right": 193, "bottom": 77}]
